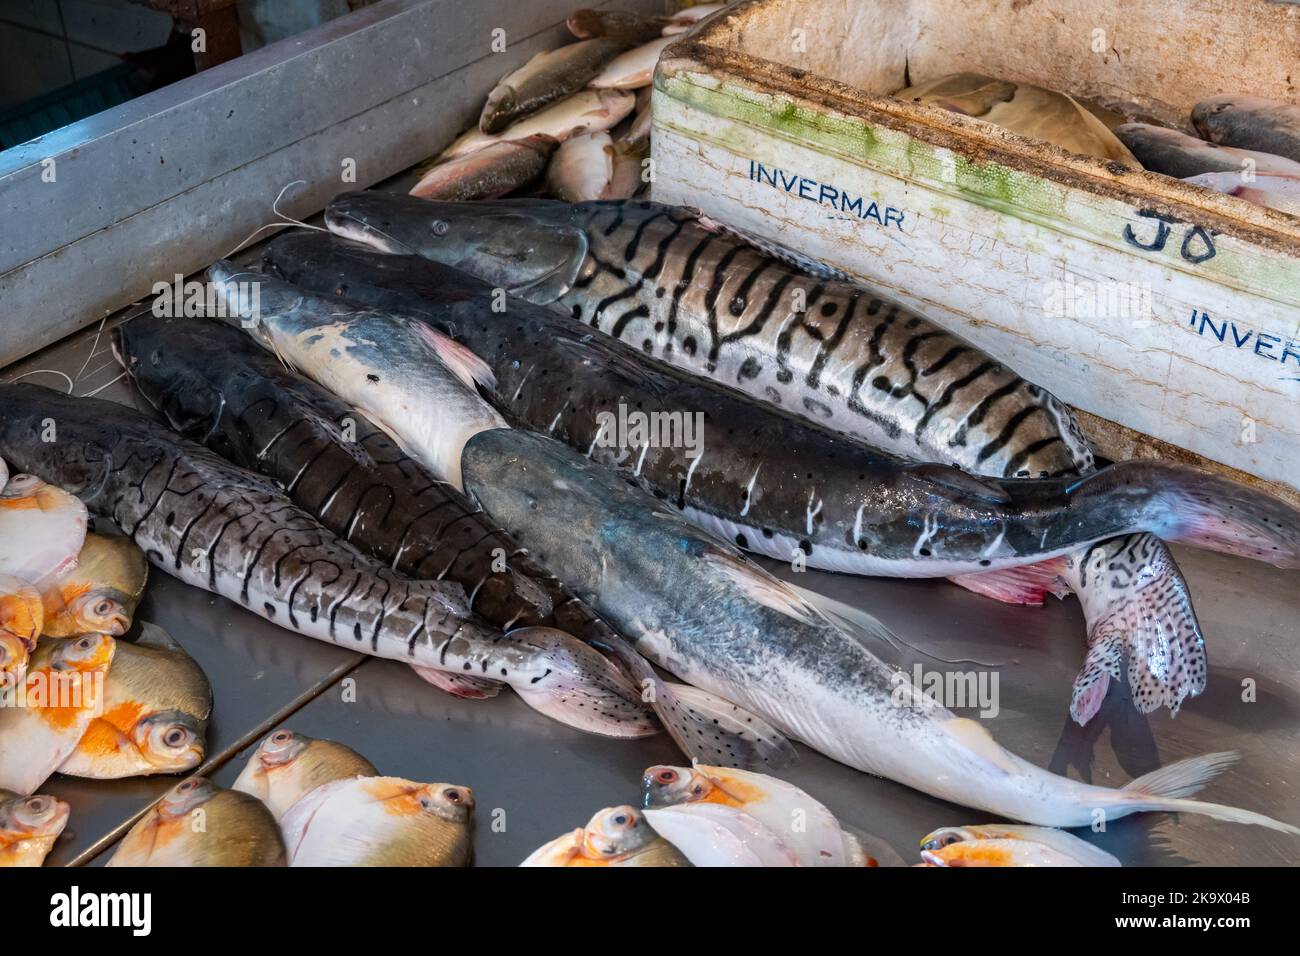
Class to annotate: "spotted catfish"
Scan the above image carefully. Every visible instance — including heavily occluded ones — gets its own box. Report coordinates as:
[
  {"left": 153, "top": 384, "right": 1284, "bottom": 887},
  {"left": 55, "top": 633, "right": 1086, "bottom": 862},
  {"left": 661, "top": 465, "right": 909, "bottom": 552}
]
[
  {"left": 0, "top": 384, "right": 656, "bottom": 739},
  {"left": 221, "top": 267, "right": 1300, "bottom": 836},
  {"left": 114, "top": 312, "right": 794, "bottom": 769},
  {"left": 267, "top": 229, "right": 1300, "bottom": 723}
]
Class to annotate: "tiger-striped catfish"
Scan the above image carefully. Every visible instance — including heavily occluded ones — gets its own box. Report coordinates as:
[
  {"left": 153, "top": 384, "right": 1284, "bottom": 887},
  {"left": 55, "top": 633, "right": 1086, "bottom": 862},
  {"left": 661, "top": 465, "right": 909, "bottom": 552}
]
[
  {"left": 113, "top": 313, "right": 792, "bottom": 768},
  {"left": 0, "top": 384, "right": 655, "bottom": 739},
  {"left": 217, "top": 269, "right": 1300, "bottom": 834},
  {"left": 322, "top": 194, "right": 1300, "bottom": 724},
  {"left": 265, "top": 229, "right": 1300, "bottom": 723}
]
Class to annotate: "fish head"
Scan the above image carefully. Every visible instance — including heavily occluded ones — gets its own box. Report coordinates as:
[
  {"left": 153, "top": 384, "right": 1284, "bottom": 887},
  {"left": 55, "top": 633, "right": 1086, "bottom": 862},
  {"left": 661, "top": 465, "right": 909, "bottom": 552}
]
[
  {"left": 0, "top": 386, "right": 117, "bottom": 497},
  {"left": 113, "top": 315, "right": 232, "bottom": 441},
  {"left": 642, "top": 764, "right": 715, "bottom": 806},
  {"left": 155, "top": 777, "right": 219, "bottom": 819},
  {"left": 49, "top": 586, "right": 132, "bottom": 637},
  {"left": 1191, "top": 95, "right": 1243, "bottom": 139},
  {"left": 920, "top": 825, "right": 980, "bottom": 852},
  {"left": 51, "top": 633, "right": 116, "bottom": 672},
  {"left": 0, "top": 790, "right": 70, "bottom": 845},
  {"left": 416, "top": 782, "right": 475, "bottom": 826},
  {"left": 0, "top": 631, "right": 30, "bottom": 680},
  {"left": 324, "top": 191, "right": 588, "bottom": 303},
  {"left": 130, "top": 710, "right": 207, "bottom": 773},
  {"left": 581, "top": 805, "right": 656, "bottom": 859}
]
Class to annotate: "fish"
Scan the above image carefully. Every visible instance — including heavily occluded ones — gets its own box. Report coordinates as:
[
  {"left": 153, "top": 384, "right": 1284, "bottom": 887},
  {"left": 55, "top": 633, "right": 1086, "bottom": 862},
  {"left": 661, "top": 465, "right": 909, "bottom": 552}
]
[
  {"left": 233, "top": 728, "right": 377, "bottom": 821},
  {"left": 546, "top": 130, "right": 647, "bottom": 201},
  {"left": 40, "top": 531, "right": 148, "bottom": 638},
  {"left": 920, "top": 823, "right": 1120, "bottom": 867},
  {"left": 0, "top": 472, "right": 88, "bottom": 593},
  {"left": 643, "top": 803, "right": 800, "bottom": 865},
  {"left": 894, "top": 73, "right": 1140, "bottom": 167},
  {"left": 1115, "top": 123, "right": 1300, "bottom": 179},
  {"left": 107, "top": 777, "right": 286, "bottom": 866},
  {"left": 567, "top": 8, "right": 671, "bottom": 43},
  {"left": 57, "top": 623, "right": 210, "bottom": 779},
  {"left": 0, "top": 788, "right": 69, "bottom": 867},
  {"left": 410, "top": 135, "right": 556, "bottom": 201},
  {"left": 306, "top": 206, "right": 1300, "bottom": 722},
  {"left": 0, "top": 573, "right": 43, "bottom": 679},
  {"left": 1183, "top": 170, "right": 1300, "bottom": 216},
  {"left": 1192, "top": 94, "right": 1300, "bottom": 165},
  {"left": 920, "top": 837, "right": 1084, "bottom": 867},
  {"left": 661, "top": 3, "right": 727, "bottom": 35},
  {"left": 0, "top": 634, "right": 115, "bottom": 794},
  {"left": 0, "top": 384, "right": 656, "bottom": 740},
  {"left": 643, "top": 763, "right": 871, "bottom": 866},
  {"left": 118, "top": 307, "right": 791, "bottom": 768},
  {"left": 521, "top": 804, "right": 690, "bottom": 866},
  {"left": 279, "top": 776, "right": 473, "bottom": 866},
  {"left": 440, "top": 89, "right": 634, "bottom": 161},
  {"left": 588, "top": 35, "right": 673, "bottom": 90},
  {"left": 480, "top": 39, "right": 630, "bottom": 134},
  {"left": 222, "top": 266, "right": 1300, "bottom": 835}
]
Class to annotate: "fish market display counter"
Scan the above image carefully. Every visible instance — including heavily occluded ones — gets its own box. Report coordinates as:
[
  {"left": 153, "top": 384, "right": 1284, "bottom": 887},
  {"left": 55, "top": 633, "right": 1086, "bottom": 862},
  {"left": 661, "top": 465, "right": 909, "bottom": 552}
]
[
  {"left": 6, "top": 276, "right": 1299, "bottom": 865},
  {"left": 1, "top": 0, "right": 1298, "bottom": 868}
]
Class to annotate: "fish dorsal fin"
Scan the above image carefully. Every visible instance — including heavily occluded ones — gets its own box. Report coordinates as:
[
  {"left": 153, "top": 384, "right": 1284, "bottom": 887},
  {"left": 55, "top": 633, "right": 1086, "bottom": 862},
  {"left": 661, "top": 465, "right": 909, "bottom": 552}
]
[
  {"left": 410, "top": 321, "right": 497, "bottom": 392},
  {"left": 134, "top": 621, "right": 182, "bottom": 652},
  {"left": 696, "top": 214, "right": 853, "bottom": 281},
  {"left": 704, "top": 550, "right": 824, "bottom": 627},
  {"left": 550, "top": 330, "right": 671, "bottom": 401},
  {"left": 942, "top": 717, "right": 1018, "bottom": 775},
  {"left": 904, "top": 463, "right": 1012, "bottom": 504}
]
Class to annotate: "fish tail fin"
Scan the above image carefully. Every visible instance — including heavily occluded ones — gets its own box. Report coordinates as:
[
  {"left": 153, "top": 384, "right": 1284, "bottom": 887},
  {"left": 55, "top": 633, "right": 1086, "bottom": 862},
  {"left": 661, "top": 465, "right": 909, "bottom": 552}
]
[
  {"left": 1073, "top": 461, "right": 1300, "bottom": 568},
  {"left": 503, "top": 626, "right": 661, "bottom": 738},
  {"left": 1105, "top": 751, "right": 1300, "bottom": 836},
  {"left": 1064, "top": 535, "right": 1207, "bottom": 725}
]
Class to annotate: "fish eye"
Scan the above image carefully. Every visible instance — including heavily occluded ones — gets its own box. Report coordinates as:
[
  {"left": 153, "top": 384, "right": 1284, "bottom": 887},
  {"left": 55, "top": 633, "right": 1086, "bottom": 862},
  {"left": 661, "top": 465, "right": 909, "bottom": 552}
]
[
  {"left": 94, "top": 600, "right": 116, "bottom": 616},
  {"left": 177, "top": 779, "right": 198, "bottom": 792},
  {"left": 653, "top": 768, "right": 678, "bottom": 785},
  {"left": 442, "top": 788, "right": 462, "bottom": 804},
  {"left": 2, "top": 474, "right": 41, "bottom": 494},
  {"left": 75, "top": 637, "right": 94, "bottom": 650},
  {"left": 613, "top": 813, "right": 629, "bottom": 826},
  {"left": 271, "top": 730, "right": 293, "bottom": 745},
  {"left": 431, "top": 220, "right": 450, "bottom": 237},
  {"left": 940, "top": 832, "right": 962, "bottom": 846},
  {"left": 163, "top": 727, "right": 189, "bottom": 748},
  {"left": 26, "top": 796, "right": 50, "bottom": 814}
]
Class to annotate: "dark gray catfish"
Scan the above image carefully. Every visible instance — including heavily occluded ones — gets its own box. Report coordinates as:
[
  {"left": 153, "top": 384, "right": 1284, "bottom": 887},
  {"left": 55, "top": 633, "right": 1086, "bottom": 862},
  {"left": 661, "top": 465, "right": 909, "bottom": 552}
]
[
  {"left": 0, "top": 384, "right": 655, "bottom": 738},
  {"left": 262, "top": 231, "right": 1300, "bottom": 723},
  {"left": 113, "top": 314, "right": 792, "bottom": 767},
  {"left": 1192, "top": 95, "right": 1300, "bottom": 165},
  {"left": 214, "top": 266, "right": 1300, "bottom": 834}
]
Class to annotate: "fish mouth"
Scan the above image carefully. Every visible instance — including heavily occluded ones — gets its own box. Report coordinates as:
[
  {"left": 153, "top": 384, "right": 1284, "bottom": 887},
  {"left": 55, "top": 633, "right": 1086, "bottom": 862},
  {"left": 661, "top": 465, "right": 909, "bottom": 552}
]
[{"left": 323, "top": 207, "right": 417, "bottom": 256}]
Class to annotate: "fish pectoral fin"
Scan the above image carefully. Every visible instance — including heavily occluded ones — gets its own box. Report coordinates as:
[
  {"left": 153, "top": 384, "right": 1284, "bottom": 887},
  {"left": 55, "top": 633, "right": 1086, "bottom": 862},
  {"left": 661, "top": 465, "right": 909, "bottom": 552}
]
[
  {"left": 410, "top": 665, "right": 503, "bottom": 699},
  {"left": 655, "top": 681, "right": 798, "bottom": 771},
  {"left": 941, "top": 717, "right": 1019, "bottom": 776},
  {"left": 133, "top": 620, "right": 184, "bottom": 651},
  {"left": 904, "top": 463, "right": 1012, "bottom": 504},
  {"left": 948, "top": 559, "right": 1071, "bottom": 606},
  {"left": 409, "top": 321, "right": 498, "bottom": 392},
  {"left": 352, "top": 404, "right": 421, "bottom": 461},
  {"left": 704, "top": 550, "right": 824, "bottom": 628}
]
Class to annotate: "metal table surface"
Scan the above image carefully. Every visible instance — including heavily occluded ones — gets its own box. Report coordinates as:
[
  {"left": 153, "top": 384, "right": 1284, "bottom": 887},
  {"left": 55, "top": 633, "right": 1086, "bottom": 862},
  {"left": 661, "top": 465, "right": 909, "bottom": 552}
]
[{"left": 4, "top": 219, "right": 1298, "bottom": 870}]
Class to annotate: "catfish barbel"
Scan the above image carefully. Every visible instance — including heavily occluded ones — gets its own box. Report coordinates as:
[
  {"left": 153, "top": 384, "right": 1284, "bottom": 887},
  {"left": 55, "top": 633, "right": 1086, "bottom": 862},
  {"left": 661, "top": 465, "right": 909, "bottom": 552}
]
[
  {"left": 322, "top": 194, "right": 1300, "bottom": 725},
  {"left": 114, "top": 312, "right": 792, "bottom": 767},
  {"left": 0, "top": 384, "right": 656, "bottom": 738},
  {"left": 219, "top": 264, "right": 1300, "bottom": 835},
  {"left": 266, "top": 228, "right": 1300, "bottom": 723}
]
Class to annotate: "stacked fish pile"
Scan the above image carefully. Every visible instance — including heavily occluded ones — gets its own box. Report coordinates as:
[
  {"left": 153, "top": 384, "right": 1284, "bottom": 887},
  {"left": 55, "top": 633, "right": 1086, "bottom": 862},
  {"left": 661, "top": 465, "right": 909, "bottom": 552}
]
[
  {"left": 411, "top": 5, "right": 724, "bottom": 203},
  {"left": 108, "top": 728, "right": 473, "bottom": 866}
]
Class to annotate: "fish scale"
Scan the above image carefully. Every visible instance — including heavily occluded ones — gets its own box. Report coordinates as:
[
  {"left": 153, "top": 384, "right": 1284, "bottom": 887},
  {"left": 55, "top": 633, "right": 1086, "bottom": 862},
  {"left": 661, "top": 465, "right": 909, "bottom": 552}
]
[{"left": 562, "top": 201, "right": 1093, "bottom": 478}]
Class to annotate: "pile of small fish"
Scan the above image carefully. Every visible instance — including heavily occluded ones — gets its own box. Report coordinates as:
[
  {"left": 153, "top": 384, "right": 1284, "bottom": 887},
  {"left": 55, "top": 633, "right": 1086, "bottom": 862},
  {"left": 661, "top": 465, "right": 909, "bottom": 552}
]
[
  {"left": 891, "top": 72, "right": 1300, "bottom": 218},
  {"left": 1119, "top": 96, "right": 1300, "bottom": 216},
  {"left": 109, "top": 729, "right": 473, "bottom": 866},
  {"left": 410, "top": 5, "right": 725, "bottom": 204},
  {"left": 522, "top": 763, "right": 1118, "bottom": 867}
]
